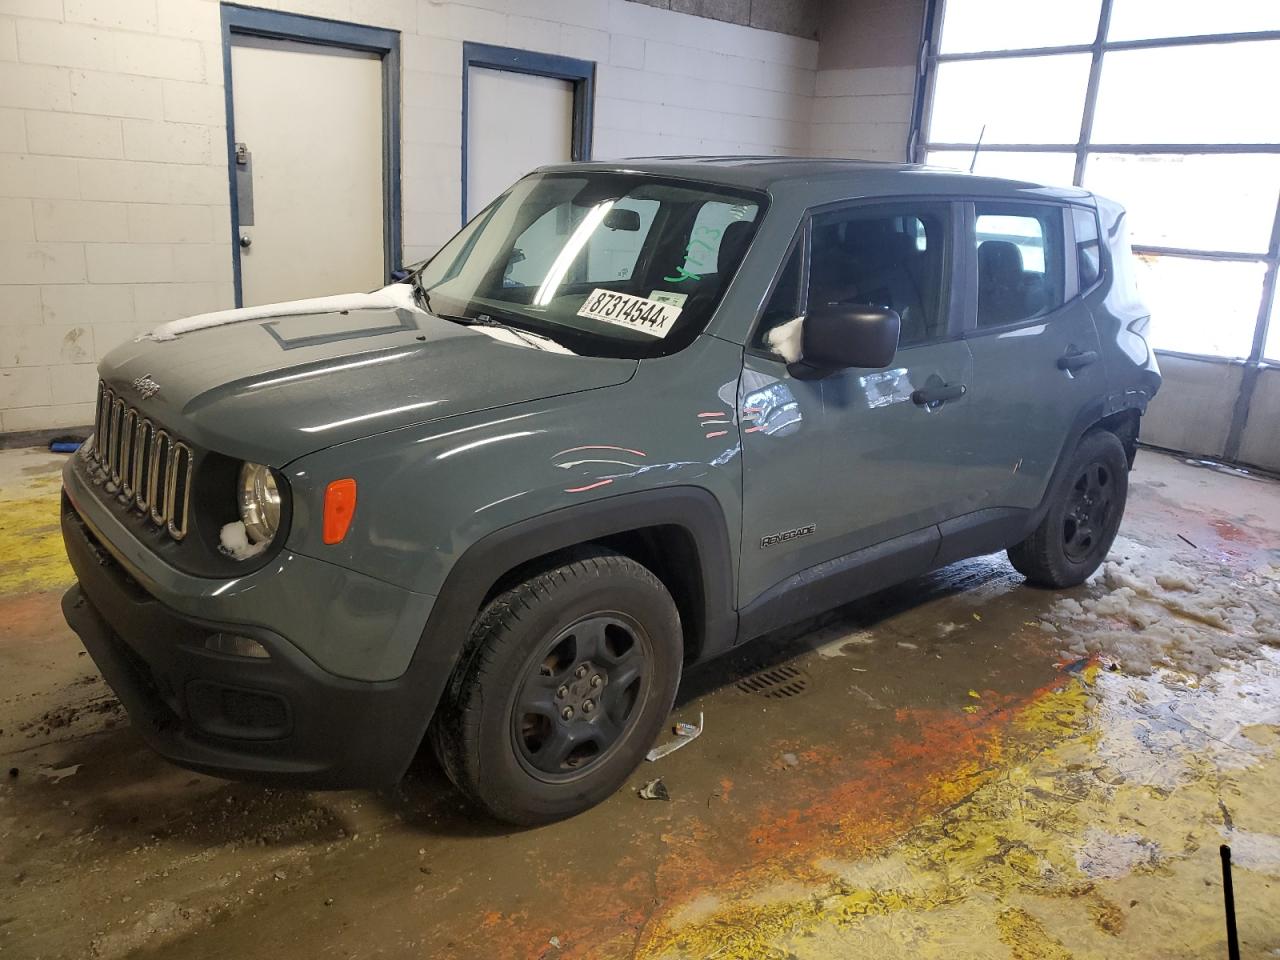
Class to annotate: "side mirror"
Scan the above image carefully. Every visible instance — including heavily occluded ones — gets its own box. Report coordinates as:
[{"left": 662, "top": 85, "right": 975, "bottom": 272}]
[{"left": 797, "top": 303, "right": 901, "bottom": 373}]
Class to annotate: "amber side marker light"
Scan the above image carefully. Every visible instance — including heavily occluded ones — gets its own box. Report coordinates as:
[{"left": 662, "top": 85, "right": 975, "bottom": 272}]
[{"left": 323, "top": 478, "right": 357, "bottom": 545}]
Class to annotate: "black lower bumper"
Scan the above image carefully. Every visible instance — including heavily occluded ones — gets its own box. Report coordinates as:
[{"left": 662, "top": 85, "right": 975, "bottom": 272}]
[{"left": 61, "top": 495, "right": 431, "bottom": 788}]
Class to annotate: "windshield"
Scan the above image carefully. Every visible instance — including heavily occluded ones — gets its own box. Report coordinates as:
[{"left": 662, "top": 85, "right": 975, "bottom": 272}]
[{"left": 414, "top": 172, "right": 765, "bottom": 358}]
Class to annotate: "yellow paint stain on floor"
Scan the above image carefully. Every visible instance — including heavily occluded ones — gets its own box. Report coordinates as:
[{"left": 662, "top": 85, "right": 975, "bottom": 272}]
[
  {"left": 0, "top": 488, "right": 71, "bottom": 596},
  {"left": 640, "top": 659, "right": 1280, "bottom": 959},
  {"left": 997, "top": 906, "right": 1074, "bottom": 959}
]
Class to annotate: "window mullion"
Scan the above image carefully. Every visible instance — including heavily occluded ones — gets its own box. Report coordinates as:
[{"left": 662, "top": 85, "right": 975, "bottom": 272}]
[
  {"left": 1245, "top": 194, "right": 1280, "bottom": 363},
  {"left": 1073, "top": 0, "right": 1114, "bottom": 186}
]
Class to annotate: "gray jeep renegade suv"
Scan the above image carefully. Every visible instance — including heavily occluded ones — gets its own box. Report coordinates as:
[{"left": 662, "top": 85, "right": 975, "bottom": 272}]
[{"left": 60, "top": 158, "right": 1160, "bottom": 824}]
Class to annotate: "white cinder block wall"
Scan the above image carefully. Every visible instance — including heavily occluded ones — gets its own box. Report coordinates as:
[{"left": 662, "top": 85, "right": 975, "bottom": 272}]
[
  {"left": 809, "top": 0, "right": 921, "bottom": 161},
  {"left": 0, "top": 0, "right": 818, "bottom": 433}
]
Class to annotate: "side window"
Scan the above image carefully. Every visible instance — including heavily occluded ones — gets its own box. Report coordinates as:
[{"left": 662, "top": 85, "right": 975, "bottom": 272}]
[
  {"left": 750, "top": 239, "right": 803, "bottom": 351},
  {"left": 1072, "top": 206, "right": 1102, "bottom": 289},
  {"left": 808, "top": 203, "right": 951, "bottom": 346},
  {"left": 975, "top": 203, "right": 1066, "bottom": 328}
]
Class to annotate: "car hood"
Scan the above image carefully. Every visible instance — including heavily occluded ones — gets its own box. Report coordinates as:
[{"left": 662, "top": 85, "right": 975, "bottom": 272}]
[{"left": 98, "top": 297, "right": 637, "bottom": 465}]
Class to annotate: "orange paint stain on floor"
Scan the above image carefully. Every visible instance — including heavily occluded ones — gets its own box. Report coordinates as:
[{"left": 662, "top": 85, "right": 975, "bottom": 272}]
[{"left": 450, "top": 668, "right": 1083, "bottom": 960}]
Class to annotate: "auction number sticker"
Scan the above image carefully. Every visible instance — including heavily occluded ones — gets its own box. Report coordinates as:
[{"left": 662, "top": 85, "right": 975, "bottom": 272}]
[{"left": 577, "top": 289, "right": 682, "bottom": 338}]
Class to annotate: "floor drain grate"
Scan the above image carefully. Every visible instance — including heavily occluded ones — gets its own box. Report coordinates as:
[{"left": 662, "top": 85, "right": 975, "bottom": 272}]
[{"left": 736, "top": 663, "right": 811, "bottom": 699}]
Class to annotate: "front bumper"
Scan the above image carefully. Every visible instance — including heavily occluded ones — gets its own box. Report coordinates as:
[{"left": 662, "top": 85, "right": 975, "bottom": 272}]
[{"left": 60, "top": 494, "right": 437, "bottom": 788}]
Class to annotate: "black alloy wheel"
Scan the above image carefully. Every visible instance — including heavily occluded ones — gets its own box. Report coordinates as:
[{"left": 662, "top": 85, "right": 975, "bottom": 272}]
[
  {"left": 513, "top": 613, "right": 651, "bottom": 779},
  {"left": 1062, "top": 461, "right": 1116, "bottom": 564},
  {"left": 430, "top": 548, "right": 682, "bottom": 825}
]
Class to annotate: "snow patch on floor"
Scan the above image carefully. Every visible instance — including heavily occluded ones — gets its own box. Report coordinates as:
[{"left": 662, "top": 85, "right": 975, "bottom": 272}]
[
  {"left": 1087, "top": 651, "right": 1280, "bottom": 790},
  {"left": 1075, "top": 827, "right": 1161, "bottom": 879},
  {"left": 805, "top": 625, "right": 877, "bottom": 659},
  {"left": 219, "top": 521, "right": 266, "bottom": 561},
  {"left": 1220, "top": 827, "right": 1280, "bottom": 875},
  {"left": 1044, "top": 536, "right": 1280, "bottom": 676}
]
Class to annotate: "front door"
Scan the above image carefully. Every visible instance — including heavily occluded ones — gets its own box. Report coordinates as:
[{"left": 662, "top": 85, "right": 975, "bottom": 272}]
[
  {"left": 739, "top": 200, "right": 989, "bottom": 607},
  {"left": 230, "top": 37, "right": 386, "bottom": 306}
]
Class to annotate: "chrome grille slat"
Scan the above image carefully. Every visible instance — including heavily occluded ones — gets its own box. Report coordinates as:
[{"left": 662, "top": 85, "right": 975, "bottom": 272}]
[
  {"left": 109, "top": 397, "right": 125, "bottom": 482},
  {"left": 133, "top": 419, "right": 153, "bottom": 510},
  {"left": 120, "top": 407, "right": 137, "bottom": 497},
  {"left": 166, "top": 443, "right": 193, "bottom": 539},
  {"left": 148, "top": 430, "right": 171, "bottom": 527},
  {"left": 87, "top": 381, "right": 194, "bottom": 542}
]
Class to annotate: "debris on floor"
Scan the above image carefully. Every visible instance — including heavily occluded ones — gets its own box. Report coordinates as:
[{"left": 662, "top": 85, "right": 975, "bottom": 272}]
[
  {"left": 638, "top": 778, "right": 670, "bottom": 801},
  {"left": 37, "top": 763, "right": 81, "bottom": 783},
  {"left": 645, "top": 711, "right": 704, "bottom": 761},
  {"left": 48, "top": 435, "right": 84, "bottom": 453}
]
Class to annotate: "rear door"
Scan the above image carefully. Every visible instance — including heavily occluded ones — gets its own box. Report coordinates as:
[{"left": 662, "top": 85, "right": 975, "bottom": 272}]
[{"left": 959, "top": 200, "right": 1107, "bottom": 515}]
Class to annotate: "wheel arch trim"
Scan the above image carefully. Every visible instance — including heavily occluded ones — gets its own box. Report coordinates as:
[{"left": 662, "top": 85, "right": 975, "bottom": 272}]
[{"left": 389, "top": 485, "right": 738, "bottom": 780}]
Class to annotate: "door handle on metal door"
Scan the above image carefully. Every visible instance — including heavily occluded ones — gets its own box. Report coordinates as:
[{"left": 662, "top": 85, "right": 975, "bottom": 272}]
[
  {"left": 912, "top": 383, "right": 967, "bottom": 406},
  {"left": 1057, "top": 349, "right": 1098, "bottom": 372}
]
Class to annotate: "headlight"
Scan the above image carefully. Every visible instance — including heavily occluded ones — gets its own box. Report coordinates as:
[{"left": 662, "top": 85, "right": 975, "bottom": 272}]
[{"left": 238, "top": 462, "right": 281, "bottom": 544}]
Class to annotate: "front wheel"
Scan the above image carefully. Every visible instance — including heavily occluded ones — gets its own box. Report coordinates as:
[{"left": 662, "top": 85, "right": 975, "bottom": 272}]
[
  {"left": 1008, "top": 429, "right": 1129, "bottom": 588},
  {"left": 430, "top": 548, "right": 682, "bottom": 825}
]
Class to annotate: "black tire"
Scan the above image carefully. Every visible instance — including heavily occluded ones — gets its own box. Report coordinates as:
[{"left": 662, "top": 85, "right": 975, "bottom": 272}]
[
  {"left": 430, "top": 548, "right": 682, "bottom": 825},
  {"left": 1008, "top": 429, "right": 1129, "bottom": 588}
]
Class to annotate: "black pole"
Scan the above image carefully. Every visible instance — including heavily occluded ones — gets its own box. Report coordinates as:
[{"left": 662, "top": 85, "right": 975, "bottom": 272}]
[{"left": 1221, "top": 844, "right": 1240, "bottom": 960}]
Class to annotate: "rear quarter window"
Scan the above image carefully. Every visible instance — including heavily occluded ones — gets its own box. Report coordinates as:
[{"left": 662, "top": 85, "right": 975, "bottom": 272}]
[{"left": 1072, "top": 206, "right": 1103, "bottom": 289}]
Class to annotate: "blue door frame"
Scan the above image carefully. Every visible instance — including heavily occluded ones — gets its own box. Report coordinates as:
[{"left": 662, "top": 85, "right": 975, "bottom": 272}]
[
  {"left": 461, "top": 42, "right": 596, "bottom": 224},
  {"left": 220, "top": 3, "right": 402, "bottom": 307}
]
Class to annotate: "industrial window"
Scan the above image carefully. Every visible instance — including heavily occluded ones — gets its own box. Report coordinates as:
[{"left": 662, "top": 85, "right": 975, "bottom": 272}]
[
  {"left": 975, "top": 205, "right": 1065, "bottom": 328},
  {"left": 916, "top": 0, "right": 1280, "bottom": 363},
  {"left": 1266, "top": 283, "right": 1280, "bottom": 362}
]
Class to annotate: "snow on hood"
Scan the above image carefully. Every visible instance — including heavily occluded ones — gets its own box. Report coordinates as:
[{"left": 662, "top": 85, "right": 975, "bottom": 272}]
[
  {"left": 140, "top": 284, "right": 423, "bottom": 341},
  {"left": 137, "top": 283, "right": 576, "bottom": 355}
]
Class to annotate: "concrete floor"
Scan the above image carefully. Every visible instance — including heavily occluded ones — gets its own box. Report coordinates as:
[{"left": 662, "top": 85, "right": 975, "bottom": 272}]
[{"left": 1, "top": 447, "right": 1278, "bottom": 959}]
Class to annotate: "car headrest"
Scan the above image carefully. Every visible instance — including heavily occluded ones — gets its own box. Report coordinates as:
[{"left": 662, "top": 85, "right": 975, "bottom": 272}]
[
  {"left": 978, "top": 240, "right": 1024, "bottom": 283},
  {"left": 716, "top": 220, "right": 754, "bottom": 272}
]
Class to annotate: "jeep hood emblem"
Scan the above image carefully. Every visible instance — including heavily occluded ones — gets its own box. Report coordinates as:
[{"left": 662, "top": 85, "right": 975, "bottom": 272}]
[{"left": 132, "top": 375, "right": 161, "bottom": 400}]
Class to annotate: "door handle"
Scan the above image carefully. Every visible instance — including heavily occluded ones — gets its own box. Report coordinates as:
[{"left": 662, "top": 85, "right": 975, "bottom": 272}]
[
  {"left": 1057, "top": 349, "right": 1098, "bottom": 372},
  {"left": 912, "top": 382, "right": 966, "bottom": 406},
  {"left": 239, "top": 234, "right": 252, "bottom": 249}
]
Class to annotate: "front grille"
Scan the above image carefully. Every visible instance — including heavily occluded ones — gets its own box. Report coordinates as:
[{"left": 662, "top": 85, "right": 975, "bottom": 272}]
[{"left": 88, "top": 380, "right": 194, "bottom": 540}]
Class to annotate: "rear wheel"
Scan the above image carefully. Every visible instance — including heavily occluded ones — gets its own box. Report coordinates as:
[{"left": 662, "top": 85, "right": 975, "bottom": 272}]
[
  {"left": 430, "top": 548, "right": 681, "bottom": 825},
  {"left": 1008, "top": 429, "right": 1128, "bottom": 588}
]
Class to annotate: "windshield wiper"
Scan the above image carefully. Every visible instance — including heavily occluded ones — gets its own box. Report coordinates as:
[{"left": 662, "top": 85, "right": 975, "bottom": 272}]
[
  {"left": 430, "top": 308, "right": 566, "bottom": 352},
  {"left": 407, "top": 270, "right": 433, "bottom": 313}
]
